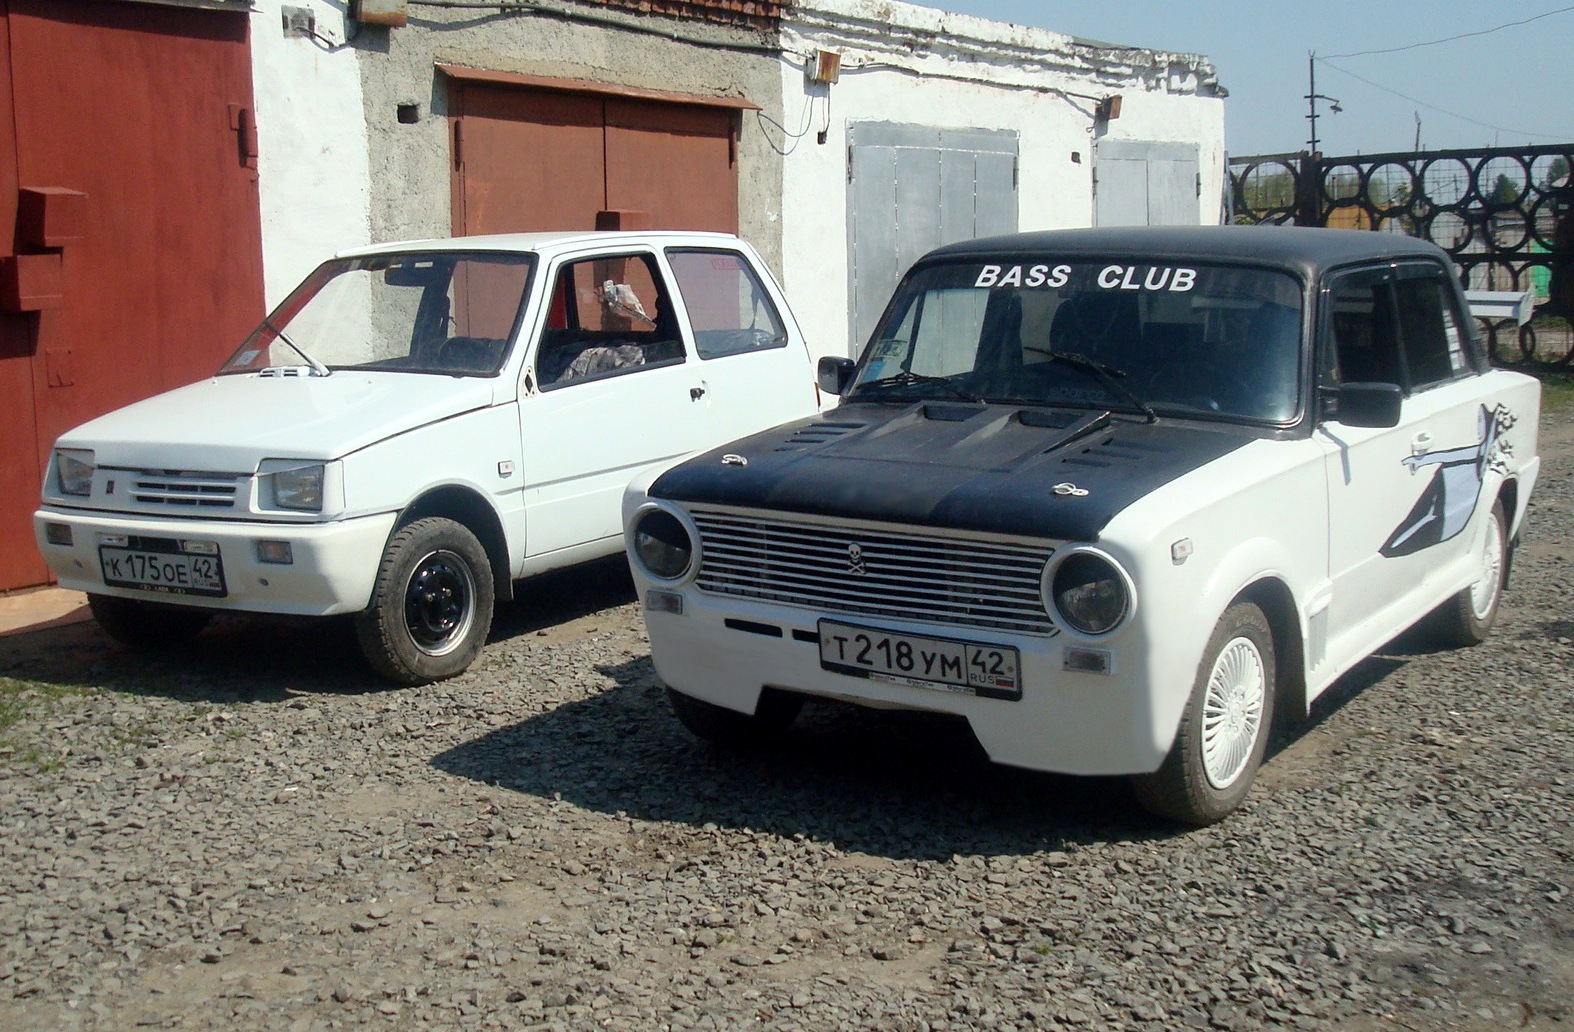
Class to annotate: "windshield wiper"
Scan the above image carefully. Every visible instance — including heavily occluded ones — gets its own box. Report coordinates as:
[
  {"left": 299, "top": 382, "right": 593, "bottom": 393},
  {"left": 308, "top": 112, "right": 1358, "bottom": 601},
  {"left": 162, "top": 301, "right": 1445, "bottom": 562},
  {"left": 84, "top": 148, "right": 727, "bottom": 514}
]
[
  {"left": 1023, "top": 346, "right": 1156, "bottom": 423},
  {"left": 854, "top": 369, "right": 982, "bottom": 403},
  {"left": 264, "top": 319, "right": 331, "bottom": 377}
]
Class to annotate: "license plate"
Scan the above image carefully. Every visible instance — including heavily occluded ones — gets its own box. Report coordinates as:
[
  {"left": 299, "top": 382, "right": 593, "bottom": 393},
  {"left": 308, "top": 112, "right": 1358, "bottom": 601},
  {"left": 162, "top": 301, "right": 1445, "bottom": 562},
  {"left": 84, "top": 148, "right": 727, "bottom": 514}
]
[
  {"left": 818, "top": 619, "right": 1021, "bottom": 700},
  {"left": 100, "top": 539, "right": 226, "bottom": 597}
]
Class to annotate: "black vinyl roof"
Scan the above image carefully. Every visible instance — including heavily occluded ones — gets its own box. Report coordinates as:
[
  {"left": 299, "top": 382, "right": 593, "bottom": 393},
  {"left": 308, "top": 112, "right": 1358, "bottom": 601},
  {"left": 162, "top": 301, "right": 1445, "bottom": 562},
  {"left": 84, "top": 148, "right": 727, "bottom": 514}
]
[{"left": 923, "top": 225, "right": 1450, "bottom": 278}]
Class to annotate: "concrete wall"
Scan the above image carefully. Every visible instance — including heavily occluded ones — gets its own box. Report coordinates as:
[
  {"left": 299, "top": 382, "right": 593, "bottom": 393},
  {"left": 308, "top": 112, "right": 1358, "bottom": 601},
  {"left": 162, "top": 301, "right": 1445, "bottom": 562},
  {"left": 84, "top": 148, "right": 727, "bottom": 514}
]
[
  {"left": 250, "top": 1, "right": 373, "bottom": 307},
  {"left": 249, "top": 0, "right": 788, "bottom": 306},
  {"left": 779, "top": 0, "right": 1225, "bottom": 359},
  {"left": 246, "top": 0, "right": 1224, "bottom": 354}
]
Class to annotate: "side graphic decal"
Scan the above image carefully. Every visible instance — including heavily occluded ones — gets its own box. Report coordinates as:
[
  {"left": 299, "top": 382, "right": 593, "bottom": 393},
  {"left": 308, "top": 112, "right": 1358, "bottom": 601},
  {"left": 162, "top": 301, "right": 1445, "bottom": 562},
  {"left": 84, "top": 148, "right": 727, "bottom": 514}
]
[{"left": 1382, "top": 404, "right": 1516, "bottom": 558}]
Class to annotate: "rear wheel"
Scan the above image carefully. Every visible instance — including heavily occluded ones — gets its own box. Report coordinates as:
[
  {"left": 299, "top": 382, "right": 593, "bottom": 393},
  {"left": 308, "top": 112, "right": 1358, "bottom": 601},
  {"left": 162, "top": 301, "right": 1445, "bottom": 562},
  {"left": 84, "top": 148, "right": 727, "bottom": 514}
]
[
  {"left": 1132, "top": 601, "right": 1275, "bottom": 826},
  {"left": 354, "top": 517, "right": 493, "bottom": 686},
  {"left": 88, "top": 594, "right": 211, "bottom": 650},
  {"left": 667, "top": 687, "right": 803, "bottom": 747},
  {"left": 1432, "top": 500, "right": 1507, "bottom": 647}
]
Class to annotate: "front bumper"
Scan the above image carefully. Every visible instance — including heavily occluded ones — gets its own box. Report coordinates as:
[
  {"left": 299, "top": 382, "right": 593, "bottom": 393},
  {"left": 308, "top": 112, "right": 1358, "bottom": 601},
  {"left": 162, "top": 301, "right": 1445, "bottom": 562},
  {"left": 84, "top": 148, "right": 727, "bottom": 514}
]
[
  {"left": 638, "top": 584, "right": 1175, "bottom": 777},
  {"left": 34, "top": 507, "right": 399, "bottom": 617}
]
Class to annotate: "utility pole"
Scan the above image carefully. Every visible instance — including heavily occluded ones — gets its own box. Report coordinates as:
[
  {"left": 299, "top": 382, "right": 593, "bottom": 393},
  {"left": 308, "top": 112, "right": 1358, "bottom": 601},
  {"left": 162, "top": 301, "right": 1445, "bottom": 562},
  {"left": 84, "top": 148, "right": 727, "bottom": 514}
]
[{"left": 1306, "top": 53, "right": 1342, "bottom": 154}]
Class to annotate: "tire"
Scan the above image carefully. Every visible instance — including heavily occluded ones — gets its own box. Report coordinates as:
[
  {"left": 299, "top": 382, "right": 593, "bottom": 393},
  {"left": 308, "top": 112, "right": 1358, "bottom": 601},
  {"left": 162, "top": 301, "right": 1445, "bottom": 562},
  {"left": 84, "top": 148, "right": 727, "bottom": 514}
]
[
  {"left": 667, "top": 686, "right": 803, "bottom": 747},
  {"left": 1132, "top": 601, "right": 1276, "bottom": 827},
  {"left": 1432, "top": 500, "right": 1507, "bottom": 647},
  {"left": 354, "top": 517, "right": 494, "bottom": 686},
  {"left": 88, "top": 593, "right": 212, "bottom": 650}
]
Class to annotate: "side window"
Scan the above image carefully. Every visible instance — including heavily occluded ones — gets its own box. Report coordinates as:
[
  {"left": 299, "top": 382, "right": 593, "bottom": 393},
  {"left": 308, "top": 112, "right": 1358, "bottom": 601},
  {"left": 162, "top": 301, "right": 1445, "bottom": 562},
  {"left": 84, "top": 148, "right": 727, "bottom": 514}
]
[
  {"left": 534, "top": 253, "right": 684, "bottom": 388},
  {"left": 666, "top": 249, "right": 789, "bottom": 359},
  {"left": 1395, "top": 275, "right": 1469, "bottom": 388},
  {"left": 1326, "top": 280, "right": 1401, "bottom": 387}
]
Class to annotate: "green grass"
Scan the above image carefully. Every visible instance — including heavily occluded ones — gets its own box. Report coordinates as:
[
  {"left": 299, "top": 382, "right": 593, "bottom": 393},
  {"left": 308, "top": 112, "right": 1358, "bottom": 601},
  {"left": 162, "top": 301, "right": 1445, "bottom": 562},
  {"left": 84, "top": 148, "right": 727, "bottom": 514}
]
[
  {"left": 0, "top": 676, "right": 86, "bottom": 773},
  {"left": 1535, "top": 371, "right": 1574, "bottom": 413}
]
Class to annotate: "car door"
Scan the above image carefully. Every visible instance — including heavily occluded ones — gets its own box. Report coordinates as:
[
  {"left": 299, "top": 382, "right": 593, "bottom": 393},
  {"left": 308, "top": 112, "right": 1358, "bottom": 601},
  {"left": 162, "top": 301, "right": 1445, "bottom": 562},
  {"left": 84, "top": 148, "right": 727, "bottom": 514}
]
[
  {"left": 1315, "top": 262, "right": 1484, "bottom": 667},
  {"left": 517, "top": 249, "right": 704, "bottom": 560},
  {"left": 663, "top": 247, "right": 820, "bottom": 444}
]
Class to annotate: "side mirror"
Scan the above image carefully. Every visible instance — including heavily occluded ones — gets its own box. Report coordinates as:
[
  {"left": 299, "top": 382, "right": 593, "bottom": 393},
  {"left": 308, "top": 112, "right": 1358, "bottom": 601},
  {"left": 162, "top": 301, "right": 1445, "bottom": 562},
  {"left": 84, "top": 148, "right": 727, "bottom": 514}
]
[
  {"left": 1329, "top": 382, "right": 1402, "bottom": 428},
  {"left": 817, "top": 356, "right": 856, "bottom": 396}
]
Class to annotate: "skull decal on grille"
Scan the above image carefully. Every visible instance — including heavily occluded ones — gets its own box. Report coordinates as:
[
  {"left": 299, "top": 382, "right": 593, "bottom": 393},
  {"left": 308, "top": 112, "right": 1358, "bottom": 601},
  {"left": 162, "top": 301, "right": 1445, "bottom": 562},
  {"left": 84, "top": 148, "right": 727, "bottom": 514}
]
[{"left": 847, "top": 543, "right": 867, "bottom": 576}]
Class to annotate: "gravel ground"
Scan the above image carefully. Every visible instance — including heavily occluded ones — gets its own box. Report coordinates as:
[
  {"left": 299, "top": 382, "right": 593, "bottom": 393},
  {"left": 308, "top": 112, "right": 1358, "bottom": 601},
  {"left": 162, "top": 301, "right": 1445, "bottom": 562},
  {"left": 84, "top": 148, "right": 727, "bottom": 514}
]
[{"left": 1, "top": 415, "right": 1571, "bottom": 1031}]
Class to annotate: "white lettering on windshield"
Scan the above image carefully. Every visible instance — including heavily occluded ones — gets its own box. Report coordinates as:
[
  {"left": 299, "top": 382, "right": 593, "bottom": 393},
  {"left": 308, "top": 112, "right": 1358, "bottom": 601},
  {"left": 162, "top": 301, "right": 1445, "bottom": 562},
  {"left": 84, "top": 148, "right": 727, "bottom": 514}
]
[
  {"left": 974, "top": 264, "right": 1071, "bottom": 288},
  {"left": 1096, "top": 265, "right": 1197, "bottom": 291}
]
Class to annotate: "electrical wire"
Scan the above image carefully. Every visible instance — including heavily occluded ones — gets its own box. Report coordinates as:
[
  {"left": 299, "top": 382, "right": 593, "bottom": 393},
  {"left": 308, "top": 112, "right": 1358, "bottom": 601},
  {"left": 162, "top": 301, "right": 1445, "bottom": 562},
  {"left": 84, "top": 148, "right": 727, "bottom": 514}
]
[
  {"left": 1317, "top": 58, "right": 1569, "bottom": 142},
  {"left": 1321, "top": 4, "right": 1574, "bottom": 59}
]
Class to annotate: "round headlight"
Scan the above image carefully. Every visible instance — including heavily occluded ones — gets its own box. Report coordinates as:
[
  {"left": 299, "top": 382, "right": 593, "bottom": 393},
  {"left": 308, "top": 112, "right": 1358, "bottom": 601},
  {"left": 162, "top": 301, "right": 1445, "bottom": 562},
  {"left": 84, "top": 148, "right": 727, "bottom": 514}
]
[
  {"left": 633, "top": 508, "right": 693, "bottom": 580},
  {"left": 1049, "top": 550, "right": 1131, "bottom": 636}
]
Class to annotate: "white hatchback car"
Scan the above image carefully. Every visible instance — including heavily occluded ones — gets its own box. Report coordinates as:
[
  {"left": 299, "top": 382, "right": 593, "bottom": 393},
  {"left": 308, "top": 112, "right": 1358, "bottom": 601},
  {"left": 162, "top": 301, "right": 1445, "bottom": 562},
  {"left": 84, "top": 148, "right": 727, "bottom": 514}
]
[
  {"left": 36, "top": 231, "right": 819, "bottom": 684},
  {"left": 626, "top": 227, "right": 1541, "bottom": 825}
]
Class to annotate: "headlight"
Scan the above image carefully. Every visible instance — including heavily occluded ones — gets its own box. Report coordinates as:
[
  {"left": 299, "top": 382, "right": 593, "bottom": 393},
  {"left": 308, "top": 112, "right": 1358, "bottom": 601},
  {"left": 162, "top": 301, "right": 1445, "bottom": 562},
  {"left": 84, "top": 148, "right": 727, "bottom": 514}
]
[
  {"left": 1047, "top": 548, "right": 1133, "bottom": 637},
  {"left": 260, "top": 460, "right": 325, "bottom": 512},
  {"left": 632, "top": 507, "right": 693, "bottom": 580},
  {"left": 55, "top": 449, "right": 95, "bottom": 496}
]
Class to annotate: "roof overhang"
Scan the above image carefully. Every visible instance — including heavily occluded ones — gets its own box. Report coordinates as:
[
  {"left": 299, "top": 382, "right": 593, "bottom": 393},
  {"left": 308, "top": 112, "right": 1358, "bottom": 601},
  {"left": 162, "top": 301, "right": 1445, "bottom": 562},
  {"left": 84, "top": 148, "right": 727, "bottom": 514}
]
[{"left": 436, "top": 64, "right": 759, "bottom": 111}]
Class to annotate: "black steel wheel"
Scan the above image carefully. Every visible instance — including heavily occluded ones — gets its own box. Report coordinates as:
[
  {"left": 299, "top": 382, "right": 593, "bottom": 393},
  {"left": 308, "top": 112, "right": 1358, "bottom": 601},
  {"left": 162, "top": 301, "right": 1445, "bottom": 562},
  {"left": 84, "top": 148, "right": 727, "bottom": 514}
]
[{"left": 355, "top": 517, "right": 494, "bottom": 686}]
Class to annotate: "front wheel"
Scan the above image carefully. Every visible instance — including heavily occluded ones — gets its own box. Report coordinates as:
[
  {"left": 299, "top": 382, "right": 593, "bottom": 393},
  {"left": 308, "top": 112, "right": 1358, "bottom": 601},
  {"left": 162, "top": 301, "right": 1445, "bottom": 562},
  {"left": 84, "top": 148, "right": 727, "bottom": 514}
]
[
  {"left": 1132, "top": 601, "right": 1276, "bottom": 826},
  {"left": 354, "top": 517, "right": 494, "bottom": 686},
  {"left": 1432, "top": 499, "right": 1507, "bottom": 647},
  {"left": 88, "top": 594, "right": 212, "bottom": 650}
]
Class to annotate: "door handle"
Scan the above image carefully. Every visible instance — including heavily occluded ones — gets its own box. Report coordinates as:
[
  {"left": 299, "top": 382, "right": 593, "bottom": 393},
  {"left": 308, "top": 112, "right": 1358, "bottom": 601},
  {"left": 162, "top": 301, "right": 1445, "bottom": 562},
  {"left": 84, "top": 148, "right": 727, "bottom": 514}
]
[
  {"left": 1410, "top": 432, "right": 1432, "bottom": 456},
  {"left": 690, "top": 386, "right": 705, "bottom": 401}
]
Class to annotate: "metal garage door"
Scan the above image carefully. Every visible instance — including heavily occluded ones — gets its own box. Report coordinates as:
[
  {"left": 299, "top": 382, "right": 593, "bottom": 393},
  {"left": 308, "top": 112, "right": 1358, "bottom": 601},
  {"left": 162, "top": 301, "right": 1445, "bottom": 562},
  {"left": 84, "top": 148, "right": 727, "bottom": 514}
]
[
  {"left": 0, "top": 0, "right": 264, "bottom": 591},
  {"left": 444, "top": 67, "right": 748, "bottom": 237},
  {"left": 1094, "top": 139, "right": 1202, "bottom": 227},
  {"left": 847, "top": 122, "right": 1019, "bottom": 352}
]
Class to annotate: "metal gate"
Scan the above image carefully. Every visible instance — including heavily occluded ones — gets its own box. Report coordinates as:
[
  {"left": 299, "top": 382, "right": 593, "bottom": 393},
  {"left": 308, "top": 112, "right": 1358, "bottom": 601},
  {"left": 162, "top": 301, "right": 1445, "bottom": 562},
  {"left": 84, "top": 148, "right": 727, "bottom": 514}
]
[{"left": 1229, "top": 145, "right": 1574, "bottom": 366}]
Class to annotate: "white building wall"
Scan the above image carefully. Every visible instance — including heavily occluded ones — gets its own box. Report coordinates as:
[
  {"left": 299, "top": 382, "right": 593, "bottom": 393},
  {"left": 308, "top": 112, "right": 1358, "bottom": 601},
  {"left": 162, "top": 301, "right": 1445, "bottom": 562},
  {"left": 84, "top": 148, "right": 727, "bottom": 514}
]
[
  {"left": 249, "top": 0, "right": 374, "bottom": 307},
  {"left": 780, "top": 0, "right": 1225, "bottom": 361}
]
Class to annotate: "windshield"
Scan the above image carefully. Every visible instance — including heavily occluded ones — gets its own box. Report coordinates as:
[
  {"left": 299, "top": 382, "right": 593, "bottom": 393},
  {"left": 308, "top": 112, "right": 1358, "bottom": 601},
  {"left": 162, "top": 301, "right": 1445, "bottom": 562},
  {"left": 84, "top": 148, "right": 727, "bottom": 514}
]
[
  {"left": 219, "top": 251, "right": 535, "bottom": 377},
  {"left": 849, "top": 258, "right": 1305, "bottom": 423}
]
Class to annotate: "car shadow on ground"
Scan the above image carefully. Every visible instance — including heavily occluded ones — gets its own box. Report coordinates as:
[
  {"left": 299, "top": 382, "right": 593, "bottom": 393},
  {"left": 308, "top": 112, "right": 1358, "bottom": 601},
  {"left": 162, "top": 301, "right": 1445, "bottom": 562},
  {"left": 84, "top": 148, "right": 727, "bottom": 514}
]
[
  {"left": 486, "top": 556, "right": 636, "bottom": 641},
  {"left": 0, "top": 612, "right": 388, "bottom": 702},
  {"left": 435, "top": 617, "right": 1475, "bottom": 860},
  {"left": 433, "top": 651, "right": 1177, "bottom": 863},
  {"left": 0, "top": 558, "right": 639, "bottom": 704}
]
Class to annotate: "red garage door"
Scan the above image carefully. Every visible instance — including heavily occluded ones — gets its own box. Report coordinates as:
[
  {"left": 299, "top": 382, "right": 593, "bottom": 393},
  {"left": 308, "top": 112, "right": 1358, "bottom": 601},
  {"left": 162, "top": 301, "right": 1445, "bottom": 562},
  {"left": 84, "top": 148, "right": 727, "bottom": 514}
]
[
  {"left": 444, "top": 66, "right": 750, "bottom": 237},
  {"left": 0, "top": 0, "right": 264, "bottom": 591}
]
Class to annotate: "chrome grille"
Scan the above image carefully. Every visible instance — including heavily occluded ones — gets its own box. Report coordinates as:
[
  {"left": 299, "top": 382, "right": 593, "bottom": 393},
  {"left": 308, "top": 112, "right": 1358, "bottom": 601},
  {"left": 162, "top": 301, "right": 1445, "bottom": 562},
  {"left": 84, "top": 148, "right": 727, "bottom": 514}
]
[
  {"left": 128, "top": 473, "right": 241, "bottom": 509},
  {"left": 691, "top": 510, "right": 1056, "bottom": 635}
]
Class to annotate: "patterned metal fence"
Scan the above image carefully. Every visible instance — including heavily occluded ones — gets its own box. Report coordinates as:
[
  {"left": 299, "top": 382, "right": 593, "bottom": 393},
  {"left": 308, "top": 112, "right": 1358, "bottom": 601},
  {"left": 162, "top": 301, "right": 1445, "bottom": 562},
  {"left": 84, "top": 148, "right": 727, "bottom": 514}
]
[{"left": 1228, "top": 145, "right": 1574, "bottom": 367}]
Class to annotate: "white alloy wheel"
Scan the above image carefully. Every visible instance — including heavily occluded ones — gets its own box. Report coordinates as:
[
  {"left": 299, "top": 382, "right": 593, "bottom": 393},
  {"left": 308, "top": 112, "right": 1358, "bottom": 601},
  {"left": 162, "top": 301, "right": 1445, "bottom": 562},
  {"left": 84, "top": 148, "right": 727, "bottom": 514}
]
[
  {"left": 1201, "top": 635, "right": 1267, "bottom": 790},
  {"left": 1131, "top": 600, "right": 1276, "bottom": 826},
  {"left": 1469, "top": 507, "right": 1505, "bottom": 621}
]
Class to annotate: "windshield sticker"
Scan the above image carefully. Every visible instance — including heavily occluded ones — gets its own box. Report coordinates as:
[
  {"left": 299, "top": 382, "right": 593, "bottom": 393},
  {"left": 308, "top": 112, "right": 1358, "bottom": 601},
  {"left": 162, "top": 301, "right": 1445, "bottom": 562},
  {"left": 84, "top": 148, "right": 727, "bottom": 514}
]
[
  {"left": 1095, "top": 265, "right": 1197, "bottom": 292},
  {"left": 973, "top": 264, "right": 1196, "bottom": 292},
  {"left": 974, "top": 265, "right": 1071, "bottom": 289}
]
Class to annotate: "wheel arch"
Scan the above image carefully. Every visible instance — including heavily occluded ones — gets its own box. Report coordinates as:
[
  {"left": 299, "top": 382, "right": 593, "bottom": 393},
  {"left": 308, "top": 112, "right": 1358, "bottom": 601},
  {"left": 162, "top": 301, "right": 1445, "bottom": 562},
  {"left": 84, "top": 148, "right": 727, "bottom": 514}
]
[
  {"left": 395, "top": 485, "right": 514, "bottom": 602},
  {"left": 1236, "top": 576, "right": 1306, "bottom": 728}
]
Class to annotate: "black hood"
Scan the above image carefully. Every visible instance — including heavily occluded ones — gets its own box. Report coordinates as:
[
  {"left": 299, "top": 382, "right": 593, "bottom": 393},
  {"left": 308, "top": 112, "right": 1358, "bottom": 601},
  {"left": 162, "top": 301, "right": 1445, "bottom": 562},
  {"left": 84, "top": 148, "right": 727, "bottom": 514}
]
[{"left": 649, "top": 402, "right": 1257, "bottom": 542}]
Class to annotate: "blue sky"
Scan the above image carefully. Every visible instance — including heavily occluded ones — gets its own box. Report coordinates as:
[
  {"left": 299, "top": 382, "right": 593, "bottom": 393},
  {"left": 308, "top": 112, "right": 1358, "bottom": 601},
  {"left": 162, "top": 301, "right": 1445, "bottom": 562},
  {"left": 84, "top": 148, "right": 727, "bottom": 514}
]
[{"left": 917, "top": 1, "right": 1574, "bottom": 157}]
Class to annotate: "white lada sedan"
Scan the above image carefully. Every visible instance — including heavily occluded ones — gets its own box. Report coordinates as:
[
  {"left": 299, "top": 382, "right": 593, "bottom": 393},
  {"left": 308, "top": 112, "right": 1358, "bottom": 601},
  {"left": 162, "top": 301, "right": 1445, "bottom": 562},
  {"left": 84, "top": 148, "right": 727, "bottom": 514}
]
[{"left": 624, "top": 227, "right": 1541, "bottom": 825}]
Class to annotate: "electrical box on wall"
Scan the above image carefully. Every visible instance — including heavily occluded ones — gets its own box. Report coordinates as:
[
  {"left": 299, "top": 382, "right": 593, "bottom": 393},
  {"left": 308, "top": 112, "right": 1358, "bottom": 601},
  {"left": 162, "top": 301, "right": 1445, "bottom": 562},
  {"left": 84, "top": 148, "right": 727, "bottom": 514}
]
[{"left": 810, "top": 50, "right": 841, "bottom": 85}]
